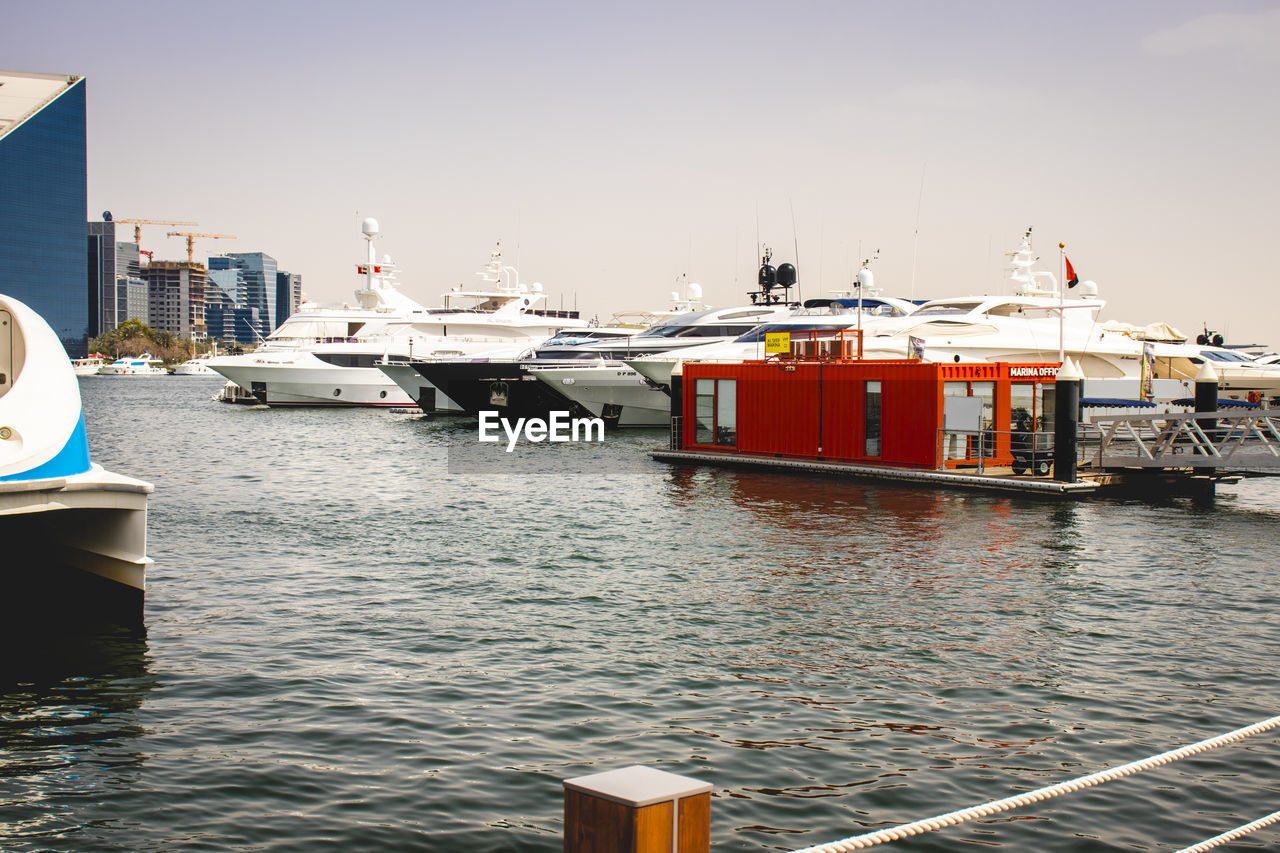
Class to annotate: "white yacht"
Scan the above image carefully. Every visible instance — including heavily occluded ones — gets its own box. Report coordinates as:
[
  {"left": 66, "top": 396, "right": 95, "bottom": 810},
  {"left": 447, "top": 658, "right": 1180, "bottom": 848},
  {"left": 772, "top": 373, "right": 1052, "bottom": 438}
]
[
  {"left": 401, "top": 255, "right": 803, "bottom": 423},
  {"left": 630, "top": 229, "right": 1280, "bottom": 406},
  {"left": 855, "top": 230, "right": 1280, "bottom": 403},
  {"left": 207, "top": 219, "right": 587, "bottom": 406},
  {"left": 625, "top": 261, "right": 920, "bottom": 393},
  {"left": 378, "top": 326, "right": 640, "bottom": 413},
  {"left": 172, "top": 359, "right": 218, "bottom": 375},
  {"left": 0, "top": 293, "right": 153, "bottom": 618},
  {"left": 98, "top": 352, "right": 166, "bottom": 375},
  {"left": 71, "top": 353, "right": 109, "bottom": 375}
]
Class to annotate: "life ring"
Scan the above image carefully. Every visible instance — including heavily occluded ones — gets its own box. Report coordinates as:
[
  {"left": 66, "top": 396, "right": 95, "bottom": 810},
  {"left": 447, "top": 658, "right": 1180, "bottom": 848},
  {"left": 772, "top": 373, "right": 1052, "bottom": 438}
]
[{"left": 1247, "top": 391, "right": 1262, "bottom": 405}]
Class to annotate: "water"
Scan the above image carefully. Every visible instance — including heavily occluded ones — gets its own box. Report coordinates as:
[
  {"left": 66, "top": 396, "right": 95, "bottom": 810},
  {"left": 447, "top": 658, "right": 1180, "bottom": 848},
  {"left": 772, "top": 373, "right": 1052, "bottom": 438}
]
[{"left": 3, "top": 375, "right": 1280, "bottom": 851}]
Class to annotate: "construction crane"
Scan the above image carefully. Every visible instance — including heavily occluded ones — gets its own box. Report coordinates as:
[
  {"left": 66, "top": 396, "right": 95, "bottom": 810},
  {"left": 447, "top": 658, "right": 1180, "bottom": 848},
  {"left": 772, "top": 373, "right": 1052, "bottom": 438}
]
[
  {"left": 167, "top": 231, "right": 237, "bottom": 264},
  {"left": 111, "top": 217, "right": 198, "bottom": 244}
]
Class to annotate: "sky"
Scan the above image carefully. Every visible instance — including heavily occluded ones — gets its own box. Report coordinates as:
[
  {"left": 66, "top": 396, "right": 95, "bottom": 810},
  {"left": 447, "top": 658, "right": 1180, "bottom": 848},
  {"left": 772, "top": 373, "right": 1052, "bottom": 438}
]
[{"left": 6, "top": 1, "right": 1280, "bottom": 344}]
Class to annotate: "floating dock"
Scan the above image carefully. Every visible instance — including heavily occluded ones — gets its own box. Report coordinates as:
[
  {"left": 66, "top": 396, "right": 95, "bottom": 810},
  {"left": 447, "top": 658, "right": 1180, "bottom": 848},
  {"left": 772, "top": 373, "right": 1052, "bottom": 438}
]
[
  {"left": 651, "top": 348, "right": 1279, "bottom": 500},
  {"left": 651, "top": 448, "right": 1100, "bottom": 496}
]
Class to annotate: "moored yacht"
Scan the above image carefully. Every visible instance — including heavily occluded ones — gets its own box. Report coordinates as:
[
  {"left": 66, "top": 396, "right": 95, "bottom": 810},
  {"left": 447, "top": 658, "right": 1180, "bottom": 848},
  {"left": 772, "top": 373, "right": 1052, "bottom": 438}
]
[
  {"left": 632, "top": 228, "right": 1280, "bottom": 406},
  {"left": 405, "top": 256, "right": 801, "bottom": 424},
  {"left": 627, "top": 260, "right": 920, "bottom": 393},
  {"left": 71, "top": 353, "right": 109, "bottom": 375},
  {"left": 98, "top": 352, "right": 166, "bottom": 375},
  {"left": 207, "top": 219, "right": 587, "bottom": 406}
]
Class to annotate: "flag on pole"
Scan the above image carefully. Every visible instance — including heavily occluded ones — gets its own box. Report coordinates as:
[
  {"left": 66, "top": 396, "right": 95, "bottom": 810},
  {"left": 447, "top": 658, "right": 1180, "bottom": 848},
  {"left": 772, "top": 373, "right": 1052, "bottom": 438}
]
[{"left": 1065, "top": 256, "right": 1079, "bottom": 288}]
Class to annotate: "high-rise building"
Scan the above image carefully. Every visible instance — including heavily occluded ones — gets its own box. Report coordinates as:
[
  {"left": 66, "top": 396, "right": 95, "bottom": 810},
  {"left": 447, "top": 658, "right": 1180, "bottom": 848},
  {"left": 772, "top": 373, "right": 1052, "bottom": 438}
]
[
  {"left": 221, "top": 252, "right": 277, "bottom": 332},
  {"left": 124, "top": 278, "right": 149, "bottom": 326},
  {"left": 142, "top": 262, "right": 207, "bottom": 340},
  {"left": 87, "top": 217, "right": 146, "bottom": 335},
  {"left": 206, "top": 260, "right": 265, "bottom": 344},
  {"left": 0, "top": 71, "right": 89, "bottom": 357},
  {"left": 276, "top": 271, "right": 302, "bottom": 327}
]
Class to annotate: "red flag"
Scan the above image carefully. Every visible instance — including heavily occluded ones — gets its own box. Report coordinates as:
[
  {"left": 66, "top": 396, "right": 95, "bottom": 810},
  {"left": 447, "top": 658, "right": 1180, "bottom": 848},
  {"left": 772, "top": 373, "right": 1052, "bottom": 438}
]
[{"left": 1065, "top": 256, "right": 1079, "bottom": 288}]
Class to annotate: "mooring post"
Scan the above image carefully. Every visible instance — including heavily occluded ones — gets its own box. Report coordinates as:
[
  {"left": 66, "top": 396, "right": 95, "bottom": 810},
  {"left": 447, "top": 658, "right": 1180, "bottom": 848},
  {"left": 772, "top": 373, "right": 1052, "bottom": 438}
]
[
  {"left": 1194, "top": 361, "right": 1219, "bottom": 478},
  {"left": 1054, "top": 357, "right": 1081, "bottom": 482},
  {"left": 563, "top": 765, "right": 711, "bottom": 853}
]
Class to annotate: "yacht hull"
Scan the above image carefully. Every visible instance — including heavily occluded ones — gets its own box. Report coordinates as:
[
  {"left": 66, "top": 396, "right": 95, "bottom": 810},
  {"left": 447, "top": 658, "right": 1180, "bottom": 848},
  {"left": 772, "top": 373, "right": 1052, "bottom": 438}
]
[
  {"left": 377, "top": 363, "right": 464, "bottom": 413},
  {"left": 409, "top": 361, "right": 590, "bottom": 421},
  {"left": 529, "top": 365, "right": 670, "bottom": 427},
  {"left": 208, "top": 359, "right": 414, "bottom": 407}
]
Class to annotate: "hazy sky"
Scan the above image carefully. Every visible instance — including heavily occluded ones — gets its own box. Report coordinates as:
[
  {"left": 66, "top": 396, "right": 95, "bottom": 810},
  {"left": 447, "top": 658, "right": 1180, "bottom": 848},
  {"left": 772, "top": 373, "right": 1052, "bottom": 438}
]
[{"left": 7, "top": 1, "right": 1280, "bottom": 344}]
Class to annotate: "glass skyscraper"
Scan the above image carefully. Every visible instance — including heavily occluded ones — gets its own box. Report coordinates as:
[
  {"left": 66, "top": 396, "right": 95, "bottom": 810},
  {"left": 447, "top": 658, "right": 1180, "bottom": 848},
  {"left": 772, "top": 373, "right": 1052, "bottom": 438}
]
[
  {"left": 0, "top": 72, "right": 89, "bottom": 357},
  {"left": 222, "top": 252, "right": 277, "bottom": 334}
]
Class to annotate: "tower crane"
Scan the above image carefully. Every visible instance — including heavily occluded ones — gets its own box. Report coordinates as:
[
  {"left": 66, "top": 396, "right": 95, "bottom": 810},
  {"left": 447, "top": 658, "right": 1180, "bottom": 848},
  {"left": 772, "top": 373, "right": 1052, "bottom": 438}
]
[
  {"left": 111, "top": 217, "right": 198, "bottom": 245},
  {"left": 167, "top": 232, "right": 237, "bottom": 264}
]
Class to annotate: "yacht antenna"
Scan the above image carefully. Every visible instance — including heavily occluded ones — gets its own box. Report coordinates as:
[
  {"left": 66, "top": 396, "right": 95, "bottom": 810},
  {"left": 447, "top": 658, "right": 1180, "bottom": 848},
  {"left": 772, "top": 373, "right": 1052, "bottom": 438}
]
[
  {"left": 1058, "top": 240, "right": 1066, "bottom": 365},
  {"left": 910, "top": 164, "right": 925, "bottom": 301},
  {"left": 790, "top": 200, "right": 802, "bottom": 305}
]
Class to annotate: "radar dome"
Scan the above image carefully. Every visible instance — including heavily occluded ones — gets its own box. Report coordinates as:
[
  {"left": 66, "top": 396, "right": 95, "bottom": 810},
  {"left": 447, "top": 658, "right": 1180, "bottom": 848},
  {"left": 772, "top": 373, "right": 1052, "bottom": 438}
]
[
  {"left": 1076, "top": 280, "right": 1098, "bottom": 296},
  {"left": 857, "top": 268, "right": 874, "bottom": 290},
  {"left": 688, "top": 283, "right": 703, "bottom": 299},
  {"left": 777, "top": 264, "right": 797, "bottom": 287},
  {"left": 531, "top": 282, "right": 544, "bottom": 292},
  {"left": 361, "top": 217, "right": 380, "bottom": 237}
]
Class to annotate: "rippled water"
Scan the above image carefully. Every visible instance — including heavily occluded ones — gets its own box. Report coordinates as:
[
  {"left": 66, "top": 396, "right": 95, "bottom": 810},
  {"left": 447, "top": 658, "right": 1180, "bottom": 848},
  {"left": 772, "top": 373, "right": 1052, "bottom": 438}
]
[{"left": 3, "top": 375, "right": 1280, "bottom": 851}]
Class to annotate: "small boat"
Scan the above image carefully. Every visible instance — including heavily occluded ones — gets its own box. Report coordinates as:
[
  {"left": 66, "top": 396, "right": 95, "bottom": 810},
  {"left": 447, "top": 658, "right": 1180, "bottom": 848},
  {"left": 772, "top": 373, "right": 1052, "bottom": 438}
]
[
  {"left": 98, "top": 352, "right": 167, "bottom": 375},
  {"left": 171, "top": 357, "right": 218, "bottom": 375},
  {"left": 0, "top": 293, "right": 153, "bottom": 621},
  {"left": 71, "top": 352, "right": 109, "bottom": 375}
]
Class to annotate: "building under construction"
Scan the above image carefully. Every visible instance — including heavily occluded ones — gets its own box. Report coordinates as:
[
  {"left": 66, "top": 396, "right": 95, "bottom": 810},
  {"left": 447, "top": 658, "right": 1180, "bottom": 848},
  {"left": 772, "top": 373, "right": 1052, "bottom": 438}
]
[{"left": 141, "top": 261, "right": 208, "bottom": 340}]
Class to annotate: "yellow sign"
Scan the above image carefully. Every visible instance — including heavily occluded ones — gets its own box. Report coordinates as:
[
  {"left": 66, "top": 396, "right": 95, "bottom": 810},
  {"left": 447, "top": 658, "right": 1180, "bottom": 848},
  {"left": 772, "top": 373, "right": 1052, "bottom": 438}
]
[{"left": 765, "top": 332, "right": 791, "bottom": 354}]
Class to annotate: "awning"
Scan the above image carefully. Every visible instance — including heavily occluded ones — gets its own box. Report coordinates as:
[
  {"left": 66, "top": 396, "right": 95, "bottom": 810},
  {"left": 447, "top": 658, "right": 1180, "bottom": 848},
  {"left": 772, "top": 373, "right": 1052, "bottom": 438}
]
[
  {"left": 1079, "top": 398, "right": 1157, "bottom": 408},
  {"left": 1169, "top": 398, "right": 1260, "bottom": 409}
]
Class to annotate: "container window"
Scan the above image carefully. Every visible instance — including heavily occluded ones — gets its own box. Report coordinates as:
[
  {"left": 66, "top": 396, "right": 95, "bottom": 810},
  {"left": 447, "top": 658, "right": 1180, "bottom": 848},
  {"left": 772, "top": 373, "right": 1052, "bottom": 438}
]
[
  {"left": 865, "top": 380, "right": 882, "bottom": 457},
  {"left": 715, "top": 379, "right": 736, "bottom": 445},
  {"left": 695, "top": 385, "right": 715, "bottom": 444},
  {"left": 692, "top": 378, "right": 737, "bottom": 446}
]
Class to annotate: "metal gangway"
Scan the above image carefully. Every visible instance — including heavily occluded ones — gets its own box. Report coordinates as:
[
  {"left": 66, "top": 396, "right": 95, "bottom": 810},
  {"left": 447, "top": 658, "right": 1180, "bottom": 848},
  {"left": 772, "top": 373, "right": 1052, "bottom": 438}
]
[{"left": 1086, "top": 409, "right": 1280, "bottom": 474}]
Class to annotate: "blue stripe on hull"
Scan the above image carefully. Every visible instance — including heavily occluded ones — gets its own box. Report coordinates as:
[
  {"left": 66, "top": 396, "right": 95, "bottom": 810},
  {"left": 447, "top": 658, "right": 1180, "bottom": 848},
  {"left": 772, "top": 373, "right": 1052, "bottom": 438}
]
[{"left": 0, "top": 413, "right": 92, "bottom": 481}]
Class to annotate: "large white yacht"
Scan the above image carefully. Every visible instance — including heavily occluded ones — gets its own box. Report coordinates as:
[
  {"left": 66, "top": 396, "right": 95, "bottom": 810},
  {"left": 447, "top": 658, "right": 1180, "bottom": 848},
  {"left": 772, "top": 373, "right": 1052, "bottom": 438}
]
[
  {"left": 207, "top": 219, "right": 587, "bottom": 406},
  {"left": 399, "top": 254, "right": 806, "bottom": 423},
  {"left": 545, "top": 280, "right": 920, "bottom": 426},
  {"left": 376, "top": 278, "right": 713, "bottom": 412},
  {"left": 633, "top": 229, "right": 1280, "bottom": 406}
]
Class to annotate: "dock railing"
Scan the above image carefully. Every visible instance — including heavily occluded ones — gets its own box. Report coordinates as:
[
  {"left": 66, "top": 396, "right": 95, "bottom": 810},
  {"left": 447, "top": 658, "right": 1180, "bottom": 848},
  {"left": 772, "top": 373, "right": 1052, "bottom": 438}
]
[
  {"left": 1086, "top": 409, "right": 1280, "bottom": 472},
  {"left": 935, "top": 427, "right": 1056, "bottom": 476}
]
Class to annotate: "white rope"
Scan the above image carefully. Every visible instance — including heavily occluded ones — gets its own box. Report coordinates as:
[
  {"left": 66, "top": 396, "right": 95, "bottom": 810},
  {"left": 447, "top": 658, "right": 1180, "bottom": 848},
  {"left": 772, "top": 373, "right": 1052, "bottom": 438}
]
[
  {"left": 1174, "top": 811, "right": 1280, "bottom": 853},
  {"left": 789, "top": 715, "right": 1280, "bottom": 853}
]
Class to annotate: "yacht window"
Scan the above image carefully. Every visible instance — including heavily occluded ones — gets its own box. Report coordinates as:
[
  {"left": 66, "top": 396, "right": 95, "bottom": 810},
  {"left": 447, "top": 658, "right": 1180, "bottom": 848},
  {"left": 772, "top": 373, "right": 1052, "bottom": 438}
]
[
  {"left": 983, "top": 304, "right": 1059, "bottom": 319},
  {"left": 735, "top": 322, "right": 856, "bottom": 343},
  {"left": 913, "top": 302, "right": 982, "bottom": 316},
  {"left": 1200, "top": 350, "right": 1253, "bottom": 363},
  {"left": 717, "top": 309, "right": 781, "bottom": 320}
]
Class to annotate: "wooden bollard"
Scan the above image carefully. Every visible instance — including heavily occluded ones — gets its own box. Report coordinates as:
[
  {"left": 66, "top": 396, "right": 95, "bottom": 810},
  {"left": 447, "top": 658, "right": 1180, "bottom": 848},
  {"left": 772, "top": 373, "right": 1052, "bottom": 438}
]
[{"left": 563, "top": 765, "right": 711, "bottom": 853}]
